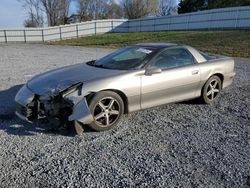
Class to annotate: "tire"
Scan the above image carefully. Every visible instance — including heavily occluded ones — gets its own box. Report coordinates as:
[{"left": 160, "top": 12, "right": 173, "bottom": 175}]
[
  {"left": 87, "top": 91, "right": 124, "bottom": 131},
  {"left": 201, "top": 75, "right": 222, "bottom": 104}
]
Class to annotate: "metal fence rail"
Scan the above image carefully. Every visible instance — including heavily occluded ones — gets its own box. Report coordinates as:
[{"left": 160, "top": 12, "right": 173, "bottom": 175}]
[
  {"left": 128, "top": 6, "right": 250, "bottom": 32},
  {"left": 0, "top": 19, "right": 127, "bottom": 43},
  {"left": 0, "top": 6, "right": 249, "bottom": 43}
]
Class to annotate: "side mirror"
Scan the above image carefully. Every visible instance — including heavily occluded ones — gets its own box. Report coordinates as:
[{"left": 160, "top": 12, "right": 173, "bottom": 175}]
[{"left": 145, "top": 67, "right": 162, "bottom": 76}]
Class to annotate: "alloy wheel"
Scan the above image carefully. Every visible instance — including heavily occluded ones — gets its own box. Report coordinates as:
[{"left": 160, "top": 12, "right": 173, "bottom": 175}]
[
  {"left": 93, "top": 97, "right": 120, "bottom": 127},
  {"left": 206, "top": 79, "right": 220, "bottom": 101}
]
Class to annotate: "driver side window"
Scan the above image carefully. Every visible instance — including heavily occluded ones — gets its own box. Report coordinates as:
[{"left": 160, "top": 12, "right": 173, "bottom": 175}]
[{"left": 153, "top": 48, "right": 195, "bottom": 70}]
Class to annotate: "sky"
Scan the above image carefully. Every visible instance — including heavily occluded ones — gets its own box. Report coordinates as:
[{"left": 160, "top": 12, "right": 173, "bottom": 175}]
[
  {"left": 0, "top": 0, "right": 86, "bottom": 28},
  {"left": 0, "top": 0, "right": 77, "bottom": 28},
  {"left": 0, "top": 0, "right": 26, "bottom": 28}
]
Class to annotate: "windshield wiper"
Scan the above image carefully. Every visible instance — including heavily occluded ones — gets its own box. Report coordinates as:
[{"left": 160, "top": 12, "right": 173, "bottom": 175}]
[
  {"left": 86, "top": 60, "right": 96, "bottom": 65},
  {"left": 86, "top": 60, "right": 112, "bottom": 69},
  {"left": 93, "top": 64, "right": 105, "bottom": 68}
]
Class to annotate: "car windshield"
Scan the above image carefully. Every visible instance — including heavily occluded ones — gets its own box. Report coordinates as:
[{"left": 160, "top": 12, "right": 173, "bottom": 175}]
[{"left": 88, "top": 46, "right": 157, "bottom": 70}]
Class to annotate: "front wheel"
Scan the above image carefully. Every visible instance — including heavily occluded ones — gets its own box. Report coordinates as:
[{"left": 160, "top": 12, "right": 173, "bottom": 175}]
[
  {"left": 201, "top": 75, "right": 222, "bottom": 104},
  {"left": 88, "top": 91, "right": 124, "bottom": 131}
]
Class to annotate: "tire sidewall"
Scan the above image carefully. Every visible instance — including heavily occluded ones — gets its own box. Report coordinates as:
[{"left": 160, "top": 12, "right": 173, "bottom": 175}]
[
  {"left": 88, "top": 91, "right": 124, "bottom": 131},
  {"left": 202, "top": 76, "right": 222, "bottom": 104}
]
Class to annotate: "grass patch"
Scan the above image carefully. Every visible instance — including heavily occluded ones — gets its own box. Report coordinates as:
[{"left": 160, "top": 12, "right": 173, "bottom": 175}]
[{"left": 49, "top": 30, "right": 250, "bottom": 58}]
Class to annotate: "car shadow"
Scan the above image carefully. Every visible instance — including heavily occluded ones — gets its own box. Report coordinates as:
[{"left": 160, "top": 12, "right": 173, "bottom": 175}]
[
  {"left": 178, "top": 98, "right": 204, "bottom": 105},
  {"left": 0, "top": 84, "right": 77, "bottom": 137},
  {"left": 0, "top": 85, "right": 203, "bottom": 136}
]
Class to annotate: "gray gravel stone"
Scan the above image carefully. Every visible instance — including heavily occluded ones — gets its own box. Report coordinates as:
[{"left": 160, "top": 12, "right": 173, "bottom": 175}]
[{"left": 0, "top": 44, "right": 249, "bottom": 188}]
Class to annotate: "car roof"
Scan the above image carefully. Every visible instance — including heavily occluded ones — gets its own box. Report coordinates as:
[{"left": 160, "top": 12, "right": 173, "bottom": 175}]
[{"left": 135, "top": 43, "right": 178, "bottom": 49}]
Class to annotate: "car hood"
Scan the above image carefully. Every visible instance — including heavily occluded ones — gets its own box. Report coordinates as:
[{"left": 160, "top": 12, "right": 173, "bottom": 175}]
[{"left": 27, "top": 63, "right": 123, "bottom": 95}]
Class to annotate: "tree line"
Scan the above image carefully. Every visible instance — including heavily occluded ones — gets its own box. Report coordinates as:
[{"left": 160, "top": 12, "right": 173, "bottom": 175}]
[
  {"left": 19, "top": 0, "right": 250, "bottom": 27},
  {"left": 19, "top": 0, "right": 179, "bottom": 27},
  {"left": 178, "top": 0, "right": 250, "bottom": 14}
]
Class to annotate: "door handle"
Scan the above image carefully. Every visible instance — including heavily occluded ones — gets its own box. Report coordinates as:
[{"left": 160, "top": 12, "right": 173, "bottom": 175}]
[{"left": 192, "top": 70, "right": 199, "bottom": 75}]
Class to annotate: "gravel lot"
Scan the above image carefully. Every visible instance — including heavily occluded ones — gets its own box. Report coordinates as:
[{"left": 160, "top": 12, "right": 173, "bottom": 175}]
[{"left": 0, "top": 44, "right": 249, "bottom": 188}]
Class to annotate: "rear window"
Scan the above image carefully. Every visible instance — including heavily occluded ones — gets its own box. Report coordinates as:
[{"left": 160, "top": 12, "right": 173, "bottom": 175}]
[{"left": 199, "top": 51, "right": 216, "bottom": 60}]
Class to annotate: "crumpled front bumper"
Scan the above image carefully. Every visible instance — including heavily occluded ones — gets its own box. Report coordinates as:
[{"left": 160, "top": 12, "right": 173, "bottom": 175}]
[
  {"left": 14, "top": 85, "right": 94, "bottom": 125},
  {"left": 15, "top": 85, "right": 35, "bottom": 106},
  {"left": 68, "top": 99, "right": 94, "bottom": 124},
  {"left": 15, "top": 85, "right": 36, "bottom": 122}
]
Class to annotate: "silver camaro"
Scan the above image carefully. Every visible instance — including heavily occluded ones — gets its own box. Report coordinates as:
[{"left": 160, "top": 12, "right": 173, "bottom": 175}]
[{"left": 15, "top": 43, "right": 235, "bottom": 133}]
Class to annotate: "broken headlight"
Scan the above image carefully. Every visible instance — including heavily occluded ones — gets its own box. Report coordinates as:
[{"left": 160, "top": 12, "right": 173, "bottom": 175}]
[{"left": 61, "top": 82, "right": 83, "bottom": 98}]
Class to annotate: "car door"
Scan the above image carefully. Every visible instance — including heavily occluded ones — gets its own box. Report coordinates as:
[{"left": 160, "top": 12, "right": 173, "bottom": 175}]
[{"left": 141, "top": 47, "right": 201, "bottom": 109}]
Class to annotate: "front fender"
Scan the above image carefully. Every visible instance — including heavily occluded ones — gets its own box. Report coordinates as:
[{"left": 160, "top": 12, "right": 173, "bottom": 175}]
[{"left": 68, "top": 98, "right": 94, "bottom": 124}]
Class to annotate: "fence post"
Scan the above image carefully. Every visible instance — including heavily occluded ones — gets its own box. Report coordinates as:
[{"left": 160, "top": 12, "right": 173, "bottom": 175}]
[
  {"left": 186, "top": 14, "right": 190, "bottom": 31},
  {"left": 127, "top": 20, "right": 130, "bottom": 33},
  {"left": 111, "top": 20, "right": 114, "bottom": 32},
  {"left": 59, "top": 27, "right": 62, "bottom": 40},
  {"left": 23, "top": 30, "right": 26, "bottom": 43},
  {"left": 168, "top": 17, "right": 171, "bottom": 31},
  {"left": 235, "top": 9, "right": 239, "bottom": 29},
  {"left": 76, "top": 24, "right": 79, "bottom": 38},
  {"left": 153, "top": 18, "right": 156, "bottom": 32},
  {"left": 4, "top": 30, "right": 7, "bottom": 43},
  {"left": 139, "top": 19, "right": 141, "bottom": 32},
  {"left": 42, "top": 29, "right": 44, "bottom": 42},
  {"left": 94, "top": 22, "right": 97, "bottom": 35},
  {"left": 208, "top": 13, "right": 212, "bottom": 30}
]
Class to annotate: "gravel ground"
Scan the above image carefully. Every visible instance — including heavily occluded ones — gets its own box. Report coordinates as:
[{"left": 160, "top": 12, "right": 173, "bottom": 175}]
[{"left": 0, "top": 44, "right": 249, "bottom": 188}]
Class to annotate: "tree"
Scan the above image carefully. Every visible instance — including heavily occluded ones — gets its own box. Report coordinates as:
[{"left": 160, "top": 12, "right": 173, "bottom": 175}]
[
  {"left": 106, "top": 1, "right": 123, "bottom": 19},
  {"left": 158, "top": 0, "right": 178, "bottom": 16},
  {"left": 207, "top": 0, "right": 250, "bottom": 9},
  {"left": 178, "top": 0, "right": 250, "bottom": 14},
  {"left": 122, "top": 0, "right": 151, "bottom": 19},
  {"left": 178, "top": 0, "right": 207, "bottom": 14},
  {"left": 122, "top": 0, "right": 179, "bottom": 18},
  {"left": 19, "top": 0, "right": 44, "bottom": 27},
  {"left": 77, "top": 0, "right": 93, "bottom": 21},
  {"left": 19, "top": 0, "right": 71, "bottom": 26},
  {"left": 77, "top": 0, "right": 123, "bottom": 21},
  {"left": 147, "top": 0, "right": 159, "bottom": 16},
  {"left": 40, "top": 0, "right": 71, "bottom": 26},
  {"left": 23, "top": 13, "right": 44, "bottom": 27}
]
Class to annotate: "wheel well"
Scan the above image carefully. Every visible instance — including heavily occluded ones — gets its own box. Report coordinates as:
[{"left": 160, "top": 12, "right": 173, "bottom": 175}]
[
  {"left": 201, "top": 73, "right": 224, "bottom": 94},
  {"left": 213, "top": 73, "right": 224, "bottom": 83},
  {"left": 85, "top": 90, "right": 129, "bottom": 114},
  {"left": 211, "top": 73, "right": 224, "bottom": 89},
  {"left": 105, "top": 89, "right": 129, "bottom": 114}
]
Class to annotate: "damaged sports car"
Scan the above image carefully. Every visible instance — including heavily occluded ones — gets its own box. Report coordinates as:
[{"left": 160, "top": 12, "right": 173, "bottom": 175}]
[{"left": 15, "top": 43, "right": 235, "bottom": 133}]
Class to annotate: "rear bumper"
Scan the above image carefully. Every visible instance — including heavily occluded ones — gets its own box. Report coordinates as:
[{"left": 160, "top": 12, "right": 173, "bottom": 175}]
[{"left": 223, "top": 72, "right": 236, "bottom": 89}]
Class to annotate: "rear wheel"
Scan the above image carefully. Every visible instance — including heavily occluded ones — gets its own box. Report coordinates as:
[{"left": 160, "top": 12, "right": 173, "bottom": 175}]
[
  {"left": 201, "top": 75, "right": 222, "bottom": 104},
  {"left": 88, "top": 91, "right": 124, "bottom": 131}
]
